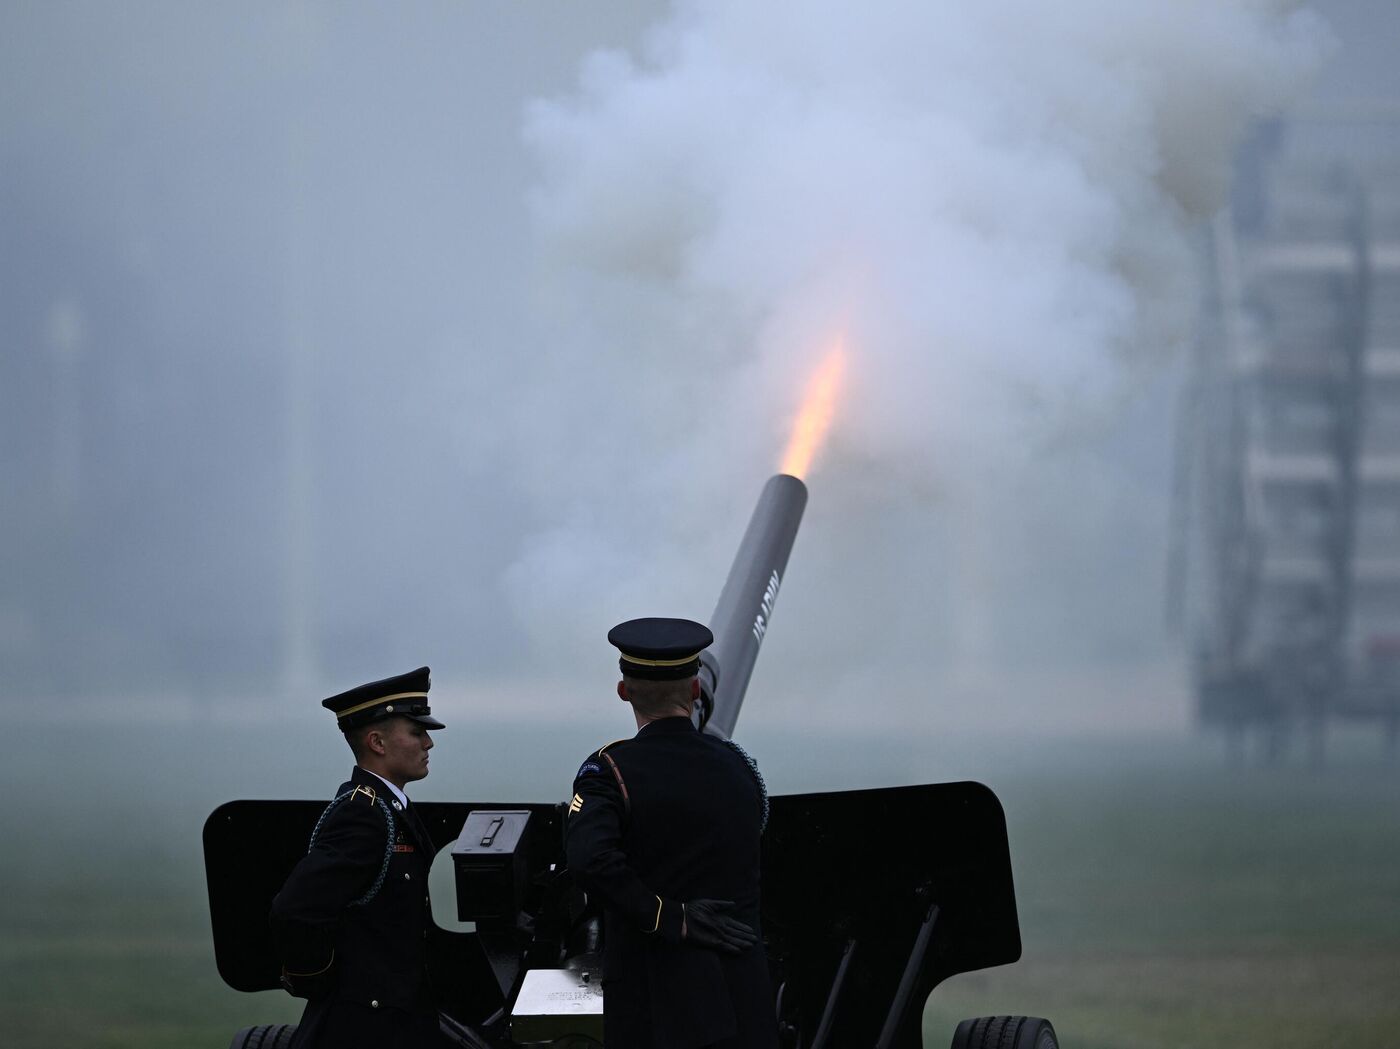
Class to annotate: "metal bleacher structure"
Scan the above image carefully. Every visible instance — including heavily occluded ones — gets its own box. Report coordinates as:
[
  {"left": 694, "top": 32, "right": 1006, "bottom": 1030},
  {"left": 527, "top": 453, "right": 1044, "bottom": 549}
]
[{"left": 1175, "top": 108, "right": 1400, "bottom": 763}]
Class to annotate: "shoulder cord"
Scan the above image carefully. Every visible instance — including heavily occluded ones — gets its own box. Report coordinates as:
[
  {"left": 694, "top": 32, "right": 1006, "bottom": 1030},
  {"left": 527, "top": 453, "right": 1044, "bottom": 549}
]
[
  {"left": 308, "top": 790, "right": 398, "bottom": 907},
  {"left": 599, "top": 741, "right": 768, "bottom": 833},
  {"left": 599, "top": 750, "right": 631, "bottom": 818},
  {"left": 721, "top": 739, "right": 769, "bottom": 833}
]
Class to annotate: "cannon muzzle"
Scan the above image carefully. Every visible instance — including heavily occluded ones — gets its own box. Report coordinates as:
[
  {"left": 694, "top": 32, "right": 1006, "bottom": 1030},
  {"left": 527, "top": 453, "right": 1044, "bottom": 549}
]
[{"left": 698, "top": 473, "right": 808, "bottom": 738}]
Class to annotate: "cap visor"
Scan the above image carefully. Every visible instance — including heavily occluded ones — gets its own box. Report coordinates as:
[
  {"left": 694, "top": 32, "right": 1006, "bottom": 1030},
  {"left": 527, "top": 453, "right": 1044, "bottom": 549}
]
[{"left": 407, "top": 713, "right": 445, "bottom": 729}]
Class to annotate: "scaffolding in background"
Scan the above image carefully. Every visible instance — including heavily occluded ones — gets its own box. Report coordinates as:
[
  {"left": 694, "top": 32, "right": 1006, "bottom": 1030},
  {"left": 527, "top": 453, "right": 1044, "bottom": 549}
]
[{"left": 1175, "top": 107, "right": 1400, "bottom": 763}]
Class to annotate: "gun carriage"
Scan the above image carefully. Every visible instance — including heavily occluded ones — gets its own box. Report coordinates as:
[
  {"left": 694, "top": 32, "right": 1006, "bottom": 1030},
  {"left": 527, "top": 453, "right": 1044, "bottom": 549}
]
[{"left": 204, "top": 475, "right": 1059, "bottom": 1049}]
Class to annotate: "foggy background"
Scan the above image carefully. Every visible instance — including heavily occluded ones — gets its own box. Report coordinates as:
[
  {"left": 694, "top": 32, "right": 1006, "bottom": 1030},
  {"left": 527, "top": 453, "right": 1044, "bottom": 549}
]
[
  {"left": 4, "top": 4, "right": 1400, "bottom": 1048},
  {"left": 4, "top": 1, "right": 1371, "bottom": 743}
]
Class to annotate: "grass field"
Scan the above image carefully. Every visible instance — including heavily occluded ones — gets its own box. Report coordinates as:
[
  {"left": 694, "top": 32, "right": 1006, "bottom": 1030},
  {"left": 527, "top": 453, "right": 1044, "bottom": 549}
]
[
  {"left": 3, "top": 725, "right": 1396, "bottom": 1048},
  {"left": 923, "top": 751, "right": 1400, "bottom": 1049}
]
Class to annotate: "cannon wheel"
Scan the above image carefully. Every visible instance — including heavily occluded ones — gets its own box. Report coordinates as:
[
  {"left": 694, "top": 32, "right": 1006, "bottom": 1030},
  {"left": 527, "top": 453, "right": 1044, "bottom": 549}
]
[
  {"left": 951, "top": 1015, "right": 1058, "bottom": 1049},
  {"left": 229, "top": 1024, "right": 298, "bottom": 1049}
]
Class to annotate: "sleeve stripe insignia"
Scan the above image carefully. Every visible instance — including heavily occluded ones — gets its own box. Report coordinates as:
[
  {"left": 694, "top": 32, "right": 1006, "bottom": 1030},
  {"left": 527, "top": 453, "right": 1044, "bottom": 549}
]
[{"left": 568, "top": 793, "right": 583, "bottom": 815}]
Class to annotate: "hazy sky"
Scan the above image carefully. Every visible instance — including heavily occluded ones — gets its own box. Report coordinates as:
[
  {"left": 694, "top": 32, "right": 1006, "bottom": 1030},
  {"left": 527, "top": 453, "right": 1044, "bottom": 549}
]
[{"left": 2, "top": 1, "right": 1392, "bottom": 739}]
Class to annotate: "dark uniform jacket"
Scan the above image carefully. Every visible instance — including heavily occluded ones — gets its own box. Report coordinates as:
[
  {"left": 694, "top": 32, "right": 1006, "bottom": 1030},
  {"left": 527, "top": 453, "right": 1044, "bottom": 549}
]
[
  {"left": 270, "top": 765, "right": 439, "bottom": 1049},
  {"left": 565, "top": 716, "right": 779, "bottom": 1049}
]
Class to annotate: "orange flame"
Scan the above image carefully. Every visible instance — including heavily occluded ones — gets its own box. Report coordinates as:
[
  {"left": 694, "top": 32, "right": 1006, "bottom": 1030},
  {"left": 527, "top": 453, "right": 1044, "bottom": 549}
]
[{"left": 780, "top": 339, "right": 847, "bottom": 479}]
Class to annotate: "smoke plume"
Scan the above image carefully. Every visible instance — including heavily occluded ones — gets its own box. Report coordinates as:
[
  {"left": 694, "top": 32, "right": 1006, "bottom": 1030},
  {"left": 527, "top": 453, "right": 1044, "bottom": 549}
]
[{"left": 505, "top": 0, "right": 1329, "bottom": 729}]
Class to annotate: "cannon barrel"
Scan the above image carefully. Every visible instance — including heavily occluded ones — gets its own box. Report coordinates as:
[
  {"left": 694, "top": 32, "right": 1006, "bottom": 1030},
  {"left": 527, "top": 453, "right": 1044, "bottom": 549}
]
[
  {"left": 698, "top": 473, "right": 808, "bottom": 739},
  {"left": 204, "top": 468, "right": 1035, "bottom": 1049}
]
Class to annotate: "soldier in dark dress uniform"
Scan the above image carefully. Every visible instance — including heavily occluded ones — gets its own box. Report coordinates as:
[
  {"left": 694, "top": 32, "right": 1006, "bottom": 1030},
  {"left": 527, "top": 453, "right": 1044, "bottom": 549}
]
[
  {"left": 271, "top": 667, "right": 446, "bottom": 1049},
  {"left": 566, "top": 619, "right": 780, "bottom": 1049}
]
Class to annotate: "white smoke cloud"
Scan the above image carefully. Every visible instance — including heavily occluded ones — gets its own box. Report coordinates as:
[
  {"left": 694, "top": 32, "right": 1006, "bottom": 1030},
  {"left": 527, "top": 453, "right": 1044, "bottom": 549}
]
[{"left": 504, "top": 0, "right": 1330, "bottom": 727}]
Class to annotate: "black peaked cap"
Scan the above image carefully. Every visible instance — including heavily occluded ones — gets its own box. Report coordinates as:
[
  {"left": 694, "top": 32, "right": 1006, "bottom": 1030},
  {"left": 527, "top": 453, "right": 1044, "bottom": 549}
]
[
  {"left": 321, "top": 666, "right": 445, "bottom": 731},
  {"left": 608, "top": 618, "right": 713, "bottom": 680}
]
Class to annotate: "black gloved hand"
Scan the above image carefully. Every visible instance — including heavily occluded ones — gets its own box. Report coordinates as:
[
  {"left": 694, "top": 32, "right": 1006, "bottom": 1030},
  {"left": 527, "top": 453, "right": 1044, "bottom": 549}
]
[{"left": 683, "top": 899, "right": 758, "bottom": 954}]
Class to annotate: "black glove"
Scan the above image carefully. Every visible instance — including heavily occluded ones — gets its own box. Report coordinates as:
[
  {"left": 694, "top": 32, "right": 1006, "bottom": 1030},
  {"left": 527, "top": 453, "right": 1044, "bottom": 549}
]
[{"left": 683, "top": 899, "right": 758, "bottom": 954}]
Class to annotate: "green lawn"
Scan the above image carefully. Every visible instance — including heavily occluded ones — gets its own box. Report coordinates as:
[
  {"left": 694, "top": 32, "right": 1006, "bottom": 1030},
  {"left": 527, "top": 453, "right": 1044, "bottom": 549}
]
[
  {"left": 4, "top": 731, "right": 1396, "bottom": 1048},
  {"left": 923, "top": 753, "right": 1400, "bottom": 1048}
]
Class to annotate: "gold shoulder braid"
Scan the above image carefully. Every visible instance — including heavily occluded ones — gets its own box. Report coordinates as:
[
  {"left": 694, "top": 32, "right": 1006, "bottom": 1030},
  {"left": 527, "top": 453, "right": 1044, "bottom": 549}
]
[{"left": 599, "top": 750, "right": 631, "bottom": 816}]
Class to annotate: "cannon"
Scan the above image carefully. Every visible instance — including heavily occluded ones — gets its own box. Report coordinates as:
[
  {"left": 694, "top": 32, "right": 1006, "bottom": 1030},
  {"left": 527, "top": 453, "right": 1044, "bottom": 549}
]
[{"left": 204, "top": 474, "right": 1059, "bottom": 1049}]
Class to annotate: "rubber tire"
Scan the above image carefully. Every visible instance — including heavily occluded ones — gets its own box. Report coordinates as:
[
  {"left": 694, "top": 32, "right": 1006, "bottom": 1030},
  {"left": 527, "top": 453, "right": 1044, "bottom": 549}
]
[
  {"left": 229, "top": 1024, "right": 299, "bottom": 1049},
  {"left": 950, "top": 1015, "right": 1058, "bottom": 1049}
]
